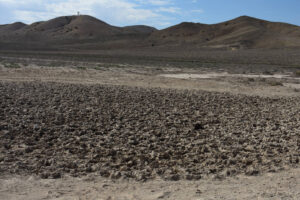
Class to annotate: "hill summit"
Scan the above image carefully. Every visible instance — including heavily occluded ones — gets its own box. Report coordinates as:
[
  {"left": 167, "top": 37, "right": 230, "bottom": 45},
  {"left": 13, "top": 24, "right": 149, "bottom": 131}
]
[
  {"left": 0, "top": 15, "right": 299, "bottom": 50},
  {"left": 149, "top": 15, "right": 300, "bottom": 49}
]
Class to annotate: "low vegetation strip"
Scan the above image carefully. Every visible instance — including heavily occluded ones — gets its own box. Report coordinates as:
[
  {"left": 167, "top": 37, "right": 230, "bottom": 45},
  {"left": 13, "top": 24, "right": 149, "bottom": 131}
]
[{"left": 0, "top": 82, "right": 299, "bottom": 180}]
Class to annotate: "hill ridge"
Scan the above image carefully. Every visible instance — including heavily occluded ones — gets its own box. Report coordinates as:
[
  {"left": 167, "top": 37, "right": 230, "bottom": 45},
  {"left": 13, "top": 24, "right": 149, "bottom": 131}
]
[{"left": 0, "top": 15, "right": 299, "bottom": 50}]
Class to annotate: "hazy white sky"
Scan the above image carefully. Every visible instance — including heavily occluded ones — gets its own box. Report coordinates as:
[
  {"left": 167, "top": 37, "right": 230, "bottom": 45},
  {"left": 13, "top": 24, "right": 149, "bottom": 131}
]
[{"left": 0, "top": 0, "right": 299, "bottom": 29}]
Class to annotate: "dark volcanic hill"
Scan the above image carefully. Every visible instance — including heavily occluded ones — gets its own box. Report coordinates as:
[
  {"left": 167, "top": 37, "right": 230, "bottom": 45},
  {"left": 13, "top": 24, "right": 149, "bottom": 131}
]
[
  {"left": 0, "top": 15, "right": 299, "bottom": 50},
  {"left": 149, "top": 16, "right": 300, "bottom": 49}
]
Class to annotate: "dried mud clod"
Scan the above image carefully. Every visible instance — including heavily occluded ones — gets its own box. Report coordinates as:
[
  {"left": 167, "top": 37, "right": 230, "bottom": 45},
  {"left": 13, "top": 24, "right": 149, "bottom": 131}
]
[{"left": 0, "top": 82, "right": 299, "bottom": 181}]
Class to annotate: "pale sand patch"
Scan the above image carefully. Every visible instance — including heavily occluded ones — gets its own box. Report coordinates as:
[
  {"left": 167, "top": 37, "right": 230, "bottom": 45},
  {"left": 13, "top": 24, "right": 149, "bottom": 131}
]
[
  {"left": 285, "top": 83, "right": 300, "bottom": 89},
  {"left": 0, "top": 168, "right": 299, "bottom": 200},
  {"left": 159, "top": 72, "right": 300, "bottom": 80},
  {"left": 1, "top": 65, "right": 300, "bottom": 97}
]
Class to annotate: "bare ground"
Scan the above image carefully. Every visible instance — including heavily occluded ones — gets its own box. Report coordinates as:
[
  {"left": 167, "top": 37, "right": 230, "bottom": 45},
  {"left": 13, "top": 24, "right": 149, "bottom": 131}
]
[
  {"left": 0, "top": 62, "right": 300, "bottom": 97},
  {"left": 1, "top": 168, "right": 300, "bottom": 200},
  {"left": 0, "top": 60, "right": 300, "bottom": 200}
]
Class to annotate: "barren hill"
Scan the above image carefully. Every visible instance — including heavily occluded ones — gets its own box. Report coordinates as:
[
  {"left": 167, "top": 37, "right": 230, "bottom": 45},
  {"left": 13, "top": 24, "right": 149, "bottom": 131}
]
[
  {"left": 0, "top": 15, "right": 156, "bottom": 42},
  {"left": 149, "top": 16, "right": 300, "bottom": 49},
  {"left": 0, "top": 15, "right": 299, "bottom": 50},
  {"left": 0, "top": 22, "right": 27, "bottom": 33}
]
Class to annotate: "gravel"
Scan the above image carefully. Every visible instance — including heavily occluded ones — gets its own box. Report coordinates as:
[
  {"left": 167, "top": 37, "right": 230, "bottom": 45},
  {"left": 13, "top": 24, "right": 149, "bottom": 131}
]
[{"left": 0, "top": 82, "right": 299, "bottom": 181}]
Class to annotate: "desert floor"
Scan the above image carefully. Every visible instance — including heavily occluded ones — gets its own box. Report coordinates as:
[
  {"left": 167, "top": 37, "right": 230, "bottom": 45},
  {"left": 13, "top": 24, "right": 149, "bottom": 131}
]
[{"left": 0, "top": 55, "right": 299, "bottom": 200}]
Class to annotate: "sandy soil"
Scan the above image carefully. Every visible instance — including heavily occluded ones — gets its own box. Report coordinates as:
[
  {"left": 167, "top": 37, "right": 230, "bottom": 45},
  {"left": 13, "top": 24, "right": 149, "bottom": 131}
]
[
  {"left": 1, "top": 168, "right": 300, "bottom": 200},
  {"left": 0, "top": 63, "right": 300, "bottom": 97},
  {"left": 159, "top": 72, "right": 300, "bottom": 80}
]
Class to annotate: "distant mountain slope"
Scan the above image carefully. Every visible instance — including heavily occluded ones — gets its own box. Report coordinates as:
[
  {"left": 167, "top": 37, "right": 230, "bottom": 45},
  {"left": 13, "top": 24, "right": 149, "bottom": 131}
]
[
  {"left": 149, "top": 16, "right": 300, "bottom": 49},
  {"left": 0, "top": 15, "right": 299, "bottom": 50},
  {"left": 0, "top": 22, "right": 27, "bottom": 32},
  {"left": 0, "top": 15, "right": 156, "bottom": 43},
  {"left": 123, "top": 25, "right": 157, "bottom": 34},
  {"left": 26, "top": 15, "right": 122, "bottom": 38}
]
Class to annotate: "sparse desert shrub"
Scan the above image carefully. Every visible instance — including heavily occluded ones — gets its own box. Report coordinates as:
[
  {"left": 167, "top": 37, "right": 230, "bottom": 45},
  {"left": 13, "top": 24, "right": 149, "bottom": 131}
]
[
  {"left": 293, "top": 88, "right": 300, "bottom": 92},
  {"left": 295, "top": 70, "right": 300, "bottom": 77},
  {"left": 93, "top": 66, "right": 102, "bottom": 70},
  {"left": 268, "top": 80, "right": 283, "bottom": 86},
  {"left": 263, "top": 70, "right": 273, "bottom": 75},
  {"left": 4, "top": 63, "right": 21, "bottom": 68},
  {"left": 77, "top": 66, "right": 87, "bottom": 70},
  {"left": 247, "top": 78, "right": 255, "bottom": 82},
  {"left": 260, "top": 78, "right": 266, "bottom": 82}
]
